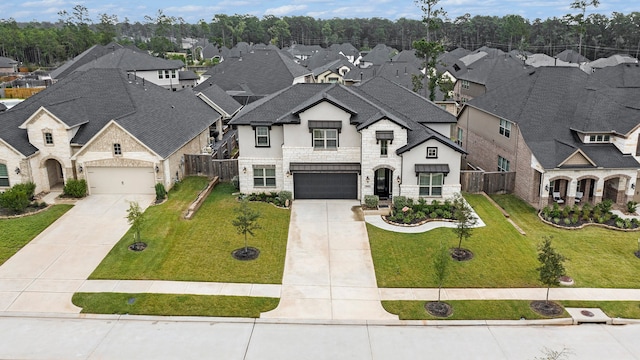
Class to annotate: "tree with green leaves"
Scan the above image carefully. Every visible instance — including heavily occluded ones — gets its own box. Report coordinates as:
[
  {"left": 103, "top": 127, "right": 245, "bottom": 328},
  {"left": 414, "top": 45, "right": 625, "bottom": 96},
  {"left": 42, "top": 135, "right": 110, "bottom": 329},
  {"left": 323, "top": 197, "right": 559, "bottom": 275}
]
[
  {"left": 452, "top": 193, "right": 477, "bottom": 251},
  {"left": 232, "top": 199, "right": 261, "bottom": 254},
  {"left": 433, "top": 239, "right": 450, "bottom": 302},
  {"left": 566, "top": 0, "right": 600, "bottom": 58},
  {"left": 413, "top": 0, "right": 447, "bottom": 101},
  {"left": 537, "top": 236, "right": 566, "bottom": 303},
  {"left": 126, "top": 201, "right": 146, "bottom": 244}
]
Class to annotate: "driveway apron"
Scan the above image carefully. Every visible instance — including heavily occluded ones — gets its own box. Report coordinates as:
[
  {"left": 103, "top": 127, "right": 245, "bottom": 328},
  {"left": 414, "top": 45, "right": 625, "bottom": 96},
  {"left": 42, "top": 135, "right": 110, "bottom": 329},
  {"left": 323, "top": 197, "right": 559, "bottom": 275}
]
[
  {"left": 0, "top": 194, "right": 155, "bottom": 313},
  {"left": 261, "top": 200, "right": 397, "bottom": 320}
]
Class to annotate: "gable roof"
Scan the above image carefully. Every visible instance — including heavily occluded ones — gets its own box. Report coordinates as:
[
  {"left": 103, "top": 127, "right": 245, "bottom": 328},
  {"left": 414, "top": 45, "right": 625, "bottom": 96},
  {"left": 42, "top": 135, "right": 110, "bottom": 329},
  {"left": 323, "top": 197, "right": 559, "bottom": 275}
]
[
  {"left": 0, "top": 68, "right": 218, "bottom": 158},
  {"left": 197, "top": 83, "right": 243, "bottom": 118},
  {"left": 311, "top": 58, "right": 355, "bottom": 77},
  {"left": 230, "top": 77, "right": 462, "bottom": 155},
  {"left": 361, "top": 44, "right": 397, "bottom": 65},
  {"left": 74, "top": 48, "right": 183, "bottom": 73},
  {"left": 556, "top": 49, "right": 590, "bottom": 63},
  {"left": 466, "top": 66, "right": 640, "bottom": 169},
  {"left": 0, "top": 56, "right": 18, "bottom": 68},
  {"left": 194, "top": 49, "right": 311, "bottom": 99},
  {"left": 50, "top": 42, "right": 143, "bottom": 79},
  {"left": 457, "top": 53, "right": 531, "bottom": 90}
]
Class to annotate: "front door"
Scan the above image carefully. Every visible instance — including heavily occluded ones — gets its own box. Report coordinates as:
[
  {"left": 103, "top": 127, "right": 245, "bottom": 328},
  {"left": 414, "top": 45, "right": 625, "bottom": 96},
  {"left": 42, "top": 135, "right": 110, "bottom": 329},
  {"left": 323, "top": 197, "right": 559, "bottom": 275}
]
[{"left": 374, "top": 168, "right": 392, "bottom": 200}]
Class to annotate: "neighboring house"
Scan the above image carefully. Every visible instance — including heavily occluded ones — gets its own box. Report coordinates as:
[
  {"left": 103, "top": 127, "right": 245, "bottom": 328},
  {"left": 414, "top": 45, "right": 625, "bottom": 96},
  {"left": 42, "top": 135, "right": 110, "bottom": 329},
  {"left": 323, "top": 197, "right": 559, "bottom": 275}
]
[
  {"left": 50, "top": 42, "right": 139, "bottom": 80},
  {"left": 456, "top": 66, "right": 640, "bottom": 209},
  {"left": 359, "top": 44, "right": 397, "bottom": 68},
  {"left": 194, "top": 49, "right": 314, "bottom": 105},
  {"left": 453, "top": 49, "right": 531, "bottom": 103},
  {"left": 329, "top": 43, "right": 361, "bottom": 65},
  {"left": 196, "top": 83, "right": 243, "bottom": 158},
  {"left": 229, "top": 77, "right": 464, "bottom": 202},
  {"left": 0, "top": 56, "right": 19, "bottom": 73},
  {"left": 556, "top": 49, "right": 590, "bottom": 64},
  {"left": 69, "top": 48, "right": 186, "bottom": 90},
  {"left": 312, "top": 58, "right": 355, "bottom": 84},
  {"left": 590, "top": 54, "right": 638, "bottom": 70},
  {"left": 0, "top": 68, "right": 220, "bottom": 195}
]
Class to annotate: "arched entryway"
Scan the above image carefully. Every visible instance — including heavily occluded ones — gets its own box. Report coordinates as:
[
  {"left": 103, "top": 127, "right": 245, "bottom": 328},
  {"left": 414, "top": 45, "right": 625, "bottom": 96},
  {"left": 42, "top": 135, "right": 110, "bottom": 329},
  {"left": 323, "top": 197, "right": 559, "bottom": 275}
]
[
  {"left": 373, "top": 168, "right": 393, "bottom": 200},
  {"left": 548, "top": 177, "right": 570, "bottom": 204},
  {"left": 603, "top": 176, "right": 627, "bottom": 204},
  {"left": 44, "top": 158, "right": 64, "bottom": 190},
  {"left": 576, "top": 177, "right": 597, "bottom": 204}
]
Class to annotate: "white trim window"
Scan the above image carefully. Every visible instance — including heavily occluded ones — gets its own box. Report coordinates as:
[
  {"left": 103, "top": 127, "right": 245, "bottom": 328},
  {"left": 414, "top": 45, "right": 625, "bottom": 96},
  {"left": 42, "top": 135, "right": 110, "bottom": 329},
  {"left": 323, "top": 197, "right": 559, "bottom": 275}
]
[
  {"left": 313, "top": 129, "right": 338, "bottom": 149},
  {"left": 499, "top": 119, "right": 511, "bottom": 138},
  {"left": 253, "top": 166, "right": 276, "bottom": 187},
  {"left": 113, "top": 143, "right": 122, "bottom": 156},
  {"left": 419, "top": 173, "right": 443, "bottom": 196},
  {"left": 456, "top": 127, "right": 463, "bottom": 146},
  {"left": 461, "top": 80, "right": 470, "bottom": 89},
  {"left": 44, "top": 132, "right": 54, "bottom": 145},
  {"left": 255, "top": 126, "right": 270, "bottom": 147},
  {"left": 427, "top": 147, "right": 438, "bottom": 158},
  {"left": 0, "top": 163, "right": 9, "bottom": 187},
  {"left": 588, "top": 134, "right": 610, "bottom": 143},
  {"left": 498, "top": 156, "right": 510, "bottom": 172}
]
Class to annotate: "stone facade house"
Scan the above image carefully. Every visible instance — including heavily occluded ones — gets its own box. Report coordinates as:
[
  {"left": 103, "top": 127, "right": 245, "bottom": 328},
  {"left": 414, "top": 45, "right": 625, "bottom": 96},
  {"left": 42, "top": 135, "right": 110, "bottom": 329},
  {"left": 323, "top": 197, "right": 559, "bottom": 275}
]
[
  {"left": 457, "top": 66, "right": 640, "bottom": 209},
  {"left": 230, "top": 77, "right": 464, "bottom": 202},
  {"left": 0, "top": 68, "right": 220, "bottom": 195}
]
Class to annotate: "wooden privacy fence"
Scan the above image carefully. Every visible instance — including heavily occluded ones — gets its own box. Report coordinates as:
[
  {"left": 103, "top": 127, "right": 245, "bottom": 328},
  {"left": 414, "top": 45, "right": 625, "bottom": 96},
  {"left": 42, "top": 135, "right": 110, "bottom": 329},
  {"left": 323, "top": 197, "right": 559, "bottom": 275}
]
[
  {"left": 461, "top": 170, "right": 515, "bottom": 194},
  {"left": 184, "top": 155, "right": 238, "bottom": 181}
]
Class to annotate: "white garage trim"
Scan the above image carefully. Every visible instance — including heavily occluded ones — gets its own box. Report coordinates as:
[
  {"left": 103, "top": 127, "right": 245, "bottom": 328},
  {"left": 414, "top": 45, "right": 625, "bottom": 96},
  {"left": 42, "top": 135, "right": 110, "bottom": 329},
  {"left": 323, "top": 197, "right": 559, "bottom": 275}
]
[{"left": 87, "top": 167, "right": 155, "bottom": 194}]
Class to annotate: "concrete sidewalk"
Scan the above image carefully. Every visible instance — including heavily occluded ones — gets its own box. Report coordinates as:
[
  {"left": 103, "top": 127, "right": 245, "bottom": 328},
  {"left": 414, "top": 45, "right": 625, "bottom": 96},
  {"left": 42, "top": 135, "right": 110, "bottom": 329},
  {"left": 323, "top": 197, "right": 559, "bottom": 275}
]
[{"left": 0, "top": 194, "right": 155, "bottom": 313}]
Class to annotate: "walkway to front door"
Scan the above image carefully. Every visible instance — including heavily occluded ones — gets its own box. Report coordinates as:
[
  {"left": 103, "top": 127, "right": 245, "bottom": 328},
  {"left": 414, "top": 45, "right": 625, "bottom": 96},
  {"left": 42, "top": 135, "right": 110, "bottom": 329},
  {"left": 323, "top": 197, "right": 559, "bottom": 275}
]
[{"left": 261, "top": 200, "right": 397, "bottom": 320}]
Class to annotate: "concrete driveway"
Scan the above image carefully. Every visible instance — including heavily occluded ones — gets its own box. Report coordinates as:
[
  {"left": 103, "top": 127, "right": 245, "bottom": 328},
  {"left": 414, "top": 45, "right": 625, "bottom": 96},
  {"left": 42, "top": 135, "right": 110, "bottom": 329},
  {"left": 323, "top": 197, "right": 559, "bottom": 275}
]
[
  {"left": 261, "top": 200, "right": 397, "bottom": 320},
  {"left": 0, "top": 194, "right": 155, "bottom": 313}
]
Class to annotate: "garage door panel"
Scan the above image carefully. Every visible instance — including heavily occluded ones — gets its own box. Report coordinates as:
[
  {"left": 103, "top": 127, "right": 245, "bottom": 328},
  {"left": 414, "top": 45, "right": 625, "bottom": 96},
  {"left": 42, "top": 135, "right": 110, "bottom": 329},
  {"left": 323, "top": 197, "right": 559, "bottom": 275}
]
[
  {"left": 87, "top": 167, "right": 155, "bottom": 194},
  {"left": 294, "top": 173, "right": 357, "bottom": 199}
]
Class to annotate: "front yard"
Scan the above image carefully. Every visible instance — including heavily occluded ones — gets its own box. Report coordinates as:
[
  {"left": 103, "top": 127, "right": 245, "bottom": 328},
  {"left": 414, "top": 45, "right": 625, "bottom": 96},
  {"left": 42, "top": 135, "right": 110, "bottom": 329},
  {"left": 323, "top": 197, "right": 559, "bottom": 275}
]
[
  {"left": 369, "top": 193, "right": 640, "bottom": 289},
  {"left": 0, "top": 204, "right": 72, "bottom": 265},
  {"left": 89, "top": 177, "right": 291, "bottom": 284}
]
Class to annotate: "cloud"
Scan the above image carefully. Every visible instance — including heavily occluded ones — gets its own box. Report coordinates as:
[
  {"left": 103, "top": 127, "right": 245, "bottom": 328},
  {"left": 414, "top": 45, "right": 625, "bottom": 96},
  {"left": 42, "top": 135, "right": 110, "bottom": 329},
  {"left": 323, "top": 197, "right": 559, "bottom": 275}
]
[
  {"left": 21, "top": 0, "right": 67, "bottom": 7},
  {"left": 264, "top": 5, "right": 307, "bottom": 16}
]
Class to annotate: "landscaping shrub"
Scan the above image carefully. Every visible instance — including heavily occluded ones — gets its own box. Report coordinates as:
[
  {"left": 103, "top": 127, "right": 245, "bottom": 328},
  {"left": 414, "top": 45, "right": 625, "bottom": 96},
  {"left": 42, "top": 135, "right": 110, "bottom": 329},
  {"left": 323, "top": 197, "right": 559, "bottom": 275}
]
[
  {"left": 550, "top": 203, "right": 561, "bottom": 218},
  {"left": 393, "top": 196, "right": 409, "bottom": 212},
  {"left": 563, "top": 218, "right": 571, "bottom": 225},
  {"left": 155, "top": 183, "right": 167, "bottom": 200},
  {"left": 0, "top": 186, "right": 30, "bottom": 213},
  {"left": 12, "top": 182, "right": 36, "bottom": 200},
  {"left": 231, "top": 176, "right": 239, "bottom": 190},
  {"left": 364, "top": 195, "right": 379, "bottom": 209},
  {"left": 571, "top": 214, "right": 579, "bottom": 224},
  {"left": 627, "top": 201, "right": 638, "bottom": 214},
  {"left": 616, "top": 219, "right": 625, "bottom": 228},
  {"left": 63, "top": 179, "right": 87, "bottom": 198},
  {"left": 278, "top": 191, "right": 292, "bottom": 205}
]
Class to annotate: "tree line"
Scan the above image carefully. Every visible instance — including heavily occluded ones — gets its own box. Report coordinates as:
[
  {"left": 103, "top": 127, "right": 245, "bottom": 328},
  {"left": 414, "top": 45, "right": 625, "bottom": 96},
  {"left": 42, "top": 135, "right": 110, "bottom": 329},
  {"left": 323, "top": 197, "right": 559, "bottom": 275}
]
[{"left": 1, "top": 6, "right": 639, "bottom": 68}]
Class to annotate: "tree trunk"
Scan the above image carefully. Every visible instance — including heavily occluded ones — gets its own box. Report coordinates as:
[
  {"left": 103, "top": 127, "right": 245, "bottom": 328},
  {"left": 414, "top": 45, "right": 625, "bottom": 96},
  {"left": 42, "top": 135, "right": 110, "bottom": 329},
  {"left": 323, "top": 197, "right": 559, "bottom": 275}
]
[{"left": 546, "top": 286, "right": 550, "bottom": 304}]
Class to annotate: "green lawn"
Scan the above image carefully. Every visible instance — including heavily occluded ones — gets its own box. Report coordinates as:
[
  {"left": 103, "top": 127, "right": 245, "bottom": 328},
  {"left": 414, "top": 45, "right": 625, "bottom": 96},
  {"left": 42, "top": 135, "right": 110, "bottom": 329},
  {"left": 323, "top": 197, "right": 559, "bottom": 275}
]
[
  {"left": 0, "top": 205, "right": 73, "bottom": 265},
  {"left": 383, "top": 300, "right": 570, "bottom": 320},
  {"left": 559, "top": 301, "right": 640, "bottom": 319},
  {"left": 89, "top": 177, "right": 291, "bottom": 283},
  {"left": 370, "top": 193, "right": 640, "bottom": 289},
  {"left": 369, "top": 193, "right": 540, "bottom": 288},
  {"left": 491, "top": 195, "right": 640, "bottom": 288},
  {"left": 72, "top": 293, "right": 279, "bottom": 318}
]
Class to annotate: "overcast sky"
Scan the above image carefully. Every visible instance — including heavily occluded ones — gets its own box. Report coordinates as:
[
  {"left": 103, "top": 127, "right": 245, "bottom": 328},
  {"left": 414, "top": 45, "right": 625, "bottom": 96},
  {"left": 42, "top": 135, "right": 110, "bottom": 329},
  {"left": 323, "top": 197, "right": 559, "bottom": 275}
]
[{"left": 1, "top": 0, "right": 635, "bottom": 24}]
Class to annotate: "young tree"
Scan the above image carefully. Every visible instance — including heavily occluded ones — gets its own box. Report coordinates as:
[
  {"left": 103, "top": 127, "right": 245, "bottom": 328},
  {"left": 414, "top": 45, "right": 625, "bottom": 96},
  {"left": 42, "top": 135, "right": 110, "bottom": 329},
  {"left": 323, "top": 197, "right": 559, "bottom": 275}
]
[
  {"left": 451, "top": 193, "right": 477, "bottom": 250},
  {"left": 232, "top": 199, "right": 261, "bottom": 253},
  {"left": 537, "top": 236, "right": 566, "bottom": 303},
  {"left": 413, "top": 0, "right": 446, "bottom": 101},
  {"left": 126, "top": 201, "right": 146, "bottom": 243},
  {"left": 567, "top": 0, "right": 600, "bottom": 57},
  {"left": 433, "top": 239, "right": 450, "bottom": 302}
]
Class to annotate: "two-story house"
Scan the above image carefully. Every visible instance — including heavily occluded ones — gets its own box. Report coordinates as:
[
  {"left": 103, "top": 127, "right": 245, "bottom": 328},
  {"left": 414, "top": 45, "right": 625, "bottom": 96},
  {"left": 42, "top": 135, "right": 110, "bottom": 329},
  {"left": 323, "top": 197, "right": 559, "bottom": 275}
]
[
  {"left": 229, "top": 77, "right": 464, "bottom": 202},
  {"left": 0, "top": 68, "right": 220, "bottom": 195},
  {"left": 457, "top": 66, "right": 640, "bottom": 208}
]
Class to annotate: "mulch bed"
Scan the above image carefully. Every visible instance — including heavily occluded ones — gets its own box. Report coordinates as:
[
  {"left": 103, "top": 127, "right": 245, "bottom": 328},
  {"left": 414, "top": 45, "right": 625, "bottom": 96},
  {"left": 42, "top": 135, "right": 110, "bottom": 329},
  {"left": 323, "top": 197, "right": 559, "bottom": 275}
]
[
  {"left": 128, "top": 242, "right": 148, "bottom": 252},
  {"left": 450, "top": 248, "right": 474, "bottom": 261},
  {"left": 232, "top": 247, "right": 260, "bottom": 261},
  {"left": 530, "top": 300, "right": 564, "bottom": 317},
  {"left": 425, "top": 301, "right": 453, "bottom": 317}
]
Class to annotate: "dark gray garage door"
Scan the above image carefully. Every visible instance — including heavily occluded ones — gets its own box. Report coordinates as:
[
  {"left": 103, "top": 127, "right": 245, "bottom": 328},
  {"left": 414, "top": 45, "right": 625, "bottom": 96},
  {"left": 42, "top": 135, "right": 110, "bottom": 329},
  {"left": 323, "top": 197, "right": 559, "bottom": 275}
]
[{"left": 294, "top": 173, "right": 357, "bottom": 199}]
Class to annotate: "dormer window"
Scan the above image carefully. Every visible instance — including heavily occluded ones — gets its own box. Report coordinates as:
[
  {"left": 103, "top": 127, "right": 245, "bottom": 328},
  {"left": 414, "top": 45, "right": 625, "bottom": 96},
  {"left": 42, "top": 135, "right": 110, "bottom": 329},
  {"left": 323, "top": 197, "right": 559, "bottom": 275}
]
[
  {"left": 44, "top": 132, "right": 54, "bottom": 145},
  {"left": 113, "top": 143, "right": 122, "bottom": 156},
  {"left": 588, "top": 134, "right": 610, "bottom": 143}
]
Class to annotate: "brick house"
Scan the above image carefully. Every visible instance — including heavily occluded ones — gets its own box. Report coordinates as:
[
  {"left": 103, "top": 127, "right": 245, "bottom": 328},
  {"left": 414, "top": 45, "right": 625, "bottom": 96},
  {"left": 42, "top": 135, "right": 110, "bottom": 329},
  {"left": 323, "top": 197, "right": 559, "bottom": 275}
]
[{"left": 456, "top": 66, "right": 640, "bottom": 209}]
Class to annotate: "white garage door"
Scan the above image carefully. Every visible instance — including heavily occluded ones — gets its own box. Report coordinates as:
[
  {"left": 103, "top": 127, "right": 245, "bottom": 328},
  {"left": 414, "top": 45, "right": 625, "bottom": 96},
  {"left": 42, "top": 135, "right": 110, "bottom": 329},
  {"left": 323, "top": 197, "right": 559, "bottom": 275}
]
[{"left": 87, "top": 167, "right": 155, "bottom": 194}]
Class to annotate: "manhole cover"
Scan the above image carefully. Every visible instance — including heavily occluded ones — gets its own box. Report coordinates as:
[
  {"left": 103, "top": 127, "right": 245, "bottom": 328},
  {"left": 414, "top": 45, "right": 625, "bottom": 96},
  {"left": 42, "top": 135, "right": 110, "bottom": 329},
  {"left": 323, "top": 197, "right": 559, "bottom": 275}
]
[{"left": 580, "top": 310, "right": 594, "bottom": 317}]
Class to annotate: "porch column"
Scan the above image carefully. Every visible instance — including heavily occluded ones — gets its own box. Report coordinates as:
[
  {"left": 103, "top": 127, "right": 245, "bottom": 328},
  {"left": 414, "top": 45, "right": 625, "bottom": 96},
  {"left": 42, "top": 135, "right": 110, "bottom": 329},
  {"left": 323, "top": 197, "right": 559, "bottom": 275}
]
[
  {"left": 617, "top": 177, "right": 628, "bottom": 204},
  {"left": 594, "top": 178, "right": 605, "bottom": 204},
  {"left": 566, "top": 179, "right": 577, "bottom": 205},
  {"left": 584, "top": 179, "right": 592, "bottom": 202}
]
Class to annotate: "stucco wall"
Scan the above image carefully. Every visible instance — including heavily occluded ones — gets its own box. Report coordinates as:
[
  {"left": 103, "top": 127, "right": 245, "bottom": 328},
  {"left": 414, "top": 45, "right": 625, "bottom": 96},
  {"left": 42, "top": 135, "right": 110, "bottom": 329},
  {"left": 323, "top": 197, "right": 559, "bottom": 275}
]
[{"left": 237, "top": 125, "right": 284, "bottom": 158}]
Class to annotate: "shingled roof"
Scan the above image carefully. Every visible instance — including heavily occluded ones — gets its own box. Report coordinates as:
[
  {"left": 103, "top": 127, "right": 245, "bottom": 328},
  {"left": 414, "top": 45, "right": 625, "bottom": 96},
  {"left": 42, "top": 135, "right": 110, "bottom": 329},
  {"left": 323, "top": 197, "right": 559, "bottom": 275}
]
[
  {"left": 73, "top": 48, "right": 183, "bottom": 73},
  {"left": 467, "top": 66, "right": 640, "bottom": 169},
  {"left": 50, "top": 42, "right": 144, "bottom": 79},
  {"left": 230, "top": 77, "right": 462, "bottom": 155},
  {"left": 194, "top": 49, "right": 312, "bottom": 100},
  {"left": 0, "top": 68, "right": 218, "bottom": 158},
  {"left": 196, "top": 83, "right": 243, "bottom": 118}
]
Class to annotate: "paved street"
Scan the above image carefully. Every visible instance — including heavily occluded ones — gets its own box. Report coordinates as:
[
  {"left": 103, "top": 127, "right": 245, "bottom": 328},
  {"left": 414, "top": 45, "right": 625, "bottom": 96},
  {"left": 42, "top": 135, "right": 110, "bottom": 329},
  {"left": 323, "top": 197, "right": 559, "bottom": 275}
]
[{"left": 1, "top": 314, "right": 640, "bottom": 359}]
